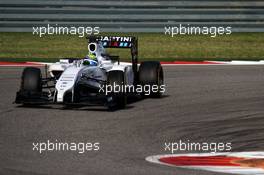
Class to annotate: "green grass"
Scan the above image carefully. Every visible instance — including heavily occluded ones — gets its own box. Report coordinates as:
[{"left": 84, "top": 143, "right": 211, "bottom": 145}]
[{"left": 0, "top": 32, "right": 264, "bottom": 62}]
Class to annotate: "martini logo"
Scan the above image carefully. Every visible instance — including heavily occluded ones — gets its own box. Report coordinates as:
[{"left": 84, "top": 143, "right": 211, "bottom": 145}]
[
  {"left": 102, "top": 41, "right": 131, "bottom": 47},
  {"left": 146, "top": 152, "right": 264, "bottom": 174},
  {"left": 100, "top": 36, "right": 132, "bottom": 42}
]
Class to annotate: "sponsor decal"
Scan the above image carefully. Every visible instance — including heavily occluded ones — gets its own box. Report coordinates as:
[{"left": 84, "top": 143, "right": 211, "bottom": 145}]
[
  {"left": 100, "top": 36, "right": 132, "bottom": 42},
  {"left": 146, "top": 152, "right": 264, "bottom": 174},
  {"left": 98, "top": 36, "right": 133, "bottom": 48},
  {"left": 102, "top": 41, "right": 131, "bottom": 48}
]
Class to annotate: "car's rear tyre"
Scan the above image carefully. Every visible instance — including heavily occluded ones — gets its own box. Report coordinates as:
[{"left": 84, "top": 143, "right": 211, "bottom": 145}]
[
  {"left": 21, "top": 67, "right": 42, "bottom": 92},
  {"left": 138, "top": 61, "right": 164, "bottom": 98},
  {"left": 107, "top": 70, "right": 127, "bottom": 110}
]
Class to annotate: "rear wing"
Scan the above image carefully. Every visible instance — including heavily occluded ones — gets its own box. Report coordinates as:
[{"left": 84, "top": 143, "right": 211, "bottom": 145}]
[
  {"left": 87, "top": 36, "right": 138, "bottom": 80},
  {"left": 87, "top": 36, "right": 137, "bottom": 48}
]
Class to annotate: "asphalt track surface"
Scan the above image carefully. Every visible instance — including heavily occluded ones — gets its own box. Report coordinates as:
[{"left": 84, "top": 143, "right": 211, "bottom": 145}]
[{"left": 1, "top": 65, "right": 264, "bottom": 175}]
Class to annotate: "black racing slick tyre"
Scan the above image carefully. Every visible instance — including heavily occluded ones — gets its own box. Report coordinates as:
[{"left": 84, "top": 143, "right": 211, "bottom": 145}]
[
  {"left": 21, "top": 67, "right": 42, "bottom": 93},
  {"left": 107, "top": 70, "right": 127, "bottom": 110},
  {"left": 138, "top": 61, "right": 164, "bottom": 98}
]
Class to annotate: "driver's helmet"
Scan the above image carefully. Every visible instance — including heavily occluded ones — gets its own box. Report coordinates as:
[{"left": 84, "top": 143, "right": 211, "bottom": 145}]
[
  {"left": 87, "top": 52, "right": 97, "bottom": 60},
  {"left": 83, "top": 52, "right": 98, "bottom": 66}
]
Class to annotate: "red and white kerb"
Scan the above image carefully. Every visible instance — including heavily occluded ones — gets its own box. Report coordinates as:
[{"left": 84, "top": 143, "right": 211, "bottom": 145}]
[{"left": 146, "top": 152, "right": 264, "bottom": 174}]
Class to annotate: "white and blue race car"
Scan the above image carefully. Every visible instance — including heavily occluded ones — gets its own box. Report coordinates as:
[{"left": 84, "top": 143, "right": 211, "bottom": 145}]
[{"left": 15, "top": 36, "right": 164, "bottom": 109}]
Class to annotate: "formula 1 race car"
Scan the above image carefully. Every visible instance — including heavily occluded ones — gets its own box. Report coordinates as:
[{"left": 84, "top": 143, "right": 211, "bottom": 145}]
[{"left": 15, "top": 36, "right": 164, "bottom": 109}]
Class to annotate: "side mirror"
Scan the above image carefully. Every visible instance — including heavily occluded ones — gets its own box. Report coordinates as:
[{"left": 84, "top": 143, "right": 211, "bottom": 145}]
[{"left": 109, "top": 56, "right": 120, "bottom": 64}]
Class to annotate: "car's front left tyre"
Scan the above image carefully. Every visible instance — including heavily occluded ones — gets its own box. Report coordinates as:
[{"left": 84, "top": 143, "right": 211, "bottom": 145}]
[
  {"left": 21, "top": 67, "right": 42, "bottom": 93},
  {"left": 15, "top": 67, "right": 43, "bottom": 105}
]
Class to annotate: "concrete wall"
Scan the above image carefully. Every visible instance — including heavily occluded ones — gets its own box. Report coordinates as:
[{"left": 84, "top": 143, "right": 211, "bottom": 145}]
[{"left": 0, "top": 0, "right": 263, "bottom": 32}]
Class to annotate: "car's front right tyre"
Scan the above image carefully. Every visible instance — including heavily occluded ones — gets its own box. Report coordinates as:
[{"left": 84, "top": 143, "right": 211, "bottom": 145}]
[{"left": 107, "top": 70, "right": 127, "bottom": 110}]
